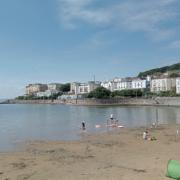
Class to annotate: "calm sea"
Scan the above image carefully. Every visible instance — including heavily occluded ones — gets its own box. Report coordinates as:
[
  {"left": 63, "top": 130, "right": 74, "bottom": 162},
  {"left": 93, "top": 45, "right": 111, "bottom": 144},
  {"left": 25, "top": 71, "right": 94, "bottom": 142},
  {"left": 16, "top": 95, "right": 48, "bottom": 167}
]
[{"left": 0, "top": 104, "right": 180, "bottom": 151}]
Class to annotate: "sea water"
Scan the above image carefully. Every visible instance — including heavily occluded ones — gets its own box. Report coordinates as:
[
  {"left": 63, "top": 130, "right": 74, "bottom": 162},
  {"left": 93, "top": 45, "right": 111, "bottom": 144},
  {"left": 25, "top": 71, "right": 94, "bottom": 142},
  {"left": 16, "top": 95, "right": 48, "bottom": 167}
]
[{"left": 0, "top": 104, "right": 180, "bottom": 151}]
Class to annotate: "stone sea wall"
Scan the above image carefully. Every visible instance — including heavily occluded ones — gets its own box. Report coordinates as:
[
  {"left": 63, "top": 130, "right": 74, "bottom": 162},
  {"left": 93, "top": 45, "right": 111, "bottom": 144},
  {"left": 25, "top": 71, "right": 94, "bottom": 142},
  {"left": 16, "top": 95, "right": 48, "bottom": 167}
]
[
  {"left": 63, "top": 98, "right": 156, "bottom": 106},
  {"left": 5, "top": 97, "right": 180, "bottom": 106}
]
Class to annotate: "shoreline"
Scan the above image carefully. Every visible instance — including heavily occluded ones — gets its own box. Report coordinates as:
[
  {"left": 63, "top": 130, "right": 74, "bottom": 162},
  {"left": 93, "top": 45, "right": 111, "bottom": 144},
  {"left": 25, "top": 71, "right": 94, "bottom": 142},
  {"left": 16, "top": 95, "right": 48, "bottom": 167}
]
[
  {"left": 2, "top": 97, "right": 180, "bottom": 107},
  {"left": 0, "top": 124, "right": 180, "bottom": 179}
]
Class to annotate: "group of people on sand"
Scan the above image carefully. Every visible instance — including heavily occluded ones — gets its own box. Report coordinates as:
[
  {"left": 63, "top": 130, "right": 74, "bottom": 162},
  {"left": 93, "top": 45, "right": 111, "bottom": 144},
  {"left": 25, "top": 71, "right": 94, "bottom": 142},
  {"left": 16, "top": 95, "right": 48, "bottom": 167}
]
[
  {"left": 143, "top": 130, "right": 157, "bottom": 141},
  {"left": 143, "top": 122, "right": 159, "bottom": 140}
]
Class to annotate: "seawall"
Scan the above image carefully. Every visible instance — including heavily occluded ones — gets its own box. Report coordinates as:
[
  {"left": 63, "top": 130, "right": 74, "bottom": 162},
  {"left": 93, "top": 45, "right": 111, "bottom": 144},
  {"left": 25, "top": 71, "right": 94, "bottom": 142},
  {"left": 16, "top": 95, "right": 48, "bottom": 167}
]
[{"left": 4, "top": 97, "right": 180, "bottom": 107}]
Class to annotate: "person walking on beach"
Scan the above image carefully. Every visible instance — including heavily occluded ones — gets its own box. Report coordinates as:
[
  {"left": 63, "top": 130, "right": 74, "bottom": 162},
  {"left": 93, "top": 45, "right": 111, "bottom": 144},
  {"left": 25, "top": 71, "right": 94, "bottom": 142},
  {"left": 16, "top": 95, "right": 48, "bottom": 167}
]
[{"left": 82, "top": 121, "right": 86, "bottom": 130}]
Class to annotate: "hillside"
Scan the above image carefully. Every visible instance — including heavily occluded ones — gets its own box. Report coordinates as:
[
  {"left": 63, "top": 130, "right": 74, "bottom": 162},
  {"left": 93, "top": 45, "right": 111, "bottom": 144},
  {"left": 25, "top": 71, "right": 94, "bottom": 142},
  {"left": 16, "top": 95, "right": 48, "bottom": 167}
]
[{"left": 138, "top": 63, "right": 180, "bottom": 78}]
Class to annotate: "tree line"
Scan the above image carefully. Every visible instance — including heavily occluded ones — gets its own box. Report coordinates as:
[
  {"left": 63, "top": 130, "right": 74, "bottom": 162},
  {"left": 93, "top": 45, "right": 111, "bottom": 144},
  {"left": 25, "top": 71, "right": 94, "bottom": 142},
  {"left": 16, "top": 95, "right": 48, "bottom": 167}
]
[
  {"left": 16, "top": 85, "right": 180, "bottom": 100},
  {"left": 87, "top": 87, "right": 179, "bottom": 99},
  {"left": 138, "top": 63, "right": 180, "bottom": 78}
]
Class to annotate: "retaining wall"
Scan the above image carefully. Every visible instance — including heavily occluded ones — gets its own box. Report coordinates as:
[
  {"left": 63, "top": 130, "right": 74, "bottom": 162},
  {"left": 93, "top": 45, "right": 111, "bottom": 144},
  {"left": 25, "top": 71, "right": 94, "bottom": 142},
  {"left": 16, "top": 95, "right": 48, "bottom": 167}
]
[{"left": 5, "top": 97, "right": 180, "bottom": 106}]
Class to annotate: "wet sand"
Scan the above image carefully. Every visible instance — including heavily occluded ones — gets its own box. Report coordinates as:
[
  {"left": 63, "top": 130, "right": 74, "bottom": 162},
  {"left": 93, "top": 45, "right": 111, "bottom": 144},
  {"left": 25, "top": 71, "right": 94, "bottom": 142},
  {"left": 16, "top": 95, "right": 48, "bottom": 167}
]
[{"left": 0, "top": 125, "right": 180, "bottom": 180}]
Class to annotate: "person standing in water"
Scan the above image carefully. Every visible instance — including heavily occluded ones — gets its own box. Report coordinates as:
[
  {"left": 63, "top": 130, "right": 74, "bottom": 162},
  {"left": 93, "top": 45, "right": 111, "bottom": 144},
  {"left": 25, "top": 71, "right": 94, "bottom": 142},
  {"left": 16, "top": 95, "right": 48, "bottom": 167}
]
[
  {"left": 110, "top": 114, "right": 114, "bottom": 124},
  {"left": 107, "top": 114, "right": 114, "bottom": 126},
  {"left": 82, "top": 121, "right": 86, "bottom": 130},
  {"left": 110, "top": 114, "right": 114, "bottom": 120}
]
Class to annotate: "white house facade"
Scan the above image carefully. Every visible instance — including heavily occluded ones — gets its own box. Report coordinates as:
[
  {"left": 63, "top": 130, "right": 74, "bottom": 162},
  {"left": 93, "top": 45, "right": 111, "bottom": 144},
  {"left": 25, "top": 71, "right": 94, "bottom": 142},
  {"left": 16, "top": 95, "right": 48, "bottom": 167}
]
[
  {"left": 101, "top": 80, "right": 117, "bottom": 92},
  {"left": 176, "top": 78, "right": 180, "bottom": 94},
  {"left": 115, "top": 78, "right": 132, "bottom": 91},
  {"left": 70, "top": 81, "right": 101, "bottom": 95},
  {"left": 132, "top": 79, "right": 148, "bottom": 89},
  {"left": 101, "top": 81, "right": 111, "bottom": 91},
  {"left": 101, "top": 77, "right": 150, "bottom": 92},
  {"left": 151, "top": 78, "right": 176, "bottom": 93}
]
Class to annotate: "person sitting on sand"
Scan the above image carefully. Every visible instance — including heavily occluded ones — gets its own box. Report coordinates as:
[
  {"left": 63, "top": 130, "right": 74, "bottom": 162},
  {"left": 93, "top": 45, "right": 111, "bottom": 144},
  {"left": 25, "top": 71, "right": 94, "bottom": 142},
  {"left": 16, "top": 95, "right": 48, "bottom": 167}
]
[
  {"left": 143, "top": 130, "right": 157, "bottom": 141},
  {"left": 143, "top": 131, "right": 148, "bottom": 140}
]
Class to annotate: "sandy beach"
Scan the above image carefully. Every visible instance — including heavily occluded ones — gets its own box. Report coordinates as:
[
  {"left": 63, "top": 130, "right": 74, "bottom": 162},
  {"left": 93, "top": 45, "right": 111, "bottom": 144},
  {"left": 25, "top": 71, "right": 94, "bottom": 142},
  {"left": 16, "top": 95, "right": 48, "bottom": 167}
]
[{"left": 0, "top": 125, "right": 180, "bottom": 180}]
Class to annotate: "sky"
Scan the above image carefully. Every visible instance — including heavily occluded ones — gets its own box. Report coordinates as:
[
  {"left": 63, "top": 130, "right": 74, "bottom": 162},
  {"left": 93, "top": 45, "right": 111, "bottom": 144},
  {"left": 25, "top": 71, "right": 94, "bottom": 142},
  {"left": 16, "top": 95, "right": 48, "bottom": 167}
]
[{"left": 0, "top": 0, "right": 180, "bottom": 98}]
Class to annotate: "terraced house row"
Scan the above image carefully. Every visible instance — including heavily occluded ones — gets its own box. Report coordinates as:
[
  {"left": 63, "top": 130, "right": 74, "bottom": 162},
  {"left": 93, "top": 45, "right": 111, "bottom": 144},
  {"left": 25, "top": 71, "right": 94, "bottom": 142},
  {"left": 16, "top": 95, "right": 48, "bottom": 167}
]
[
  {"left": 101, "top": 76, "right": 180, "bottom": 94},
  {"left": 25, "top": 75, "right": 180, "bottom": 98}
]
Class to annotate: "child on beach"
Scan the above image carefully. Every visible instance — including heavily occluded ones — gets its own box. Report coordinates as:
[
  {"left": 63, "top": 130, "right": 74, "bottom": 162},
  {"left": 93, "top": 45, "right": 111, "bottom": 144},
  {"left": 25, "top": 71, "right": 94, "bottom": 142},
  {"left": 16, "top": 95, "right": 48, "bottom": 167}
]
[
  {"left": 143, "top": 130, "right": 157, "bottom": 141},
  {"left": 143, "top": 131, "right": 148, "bottom": 140}
]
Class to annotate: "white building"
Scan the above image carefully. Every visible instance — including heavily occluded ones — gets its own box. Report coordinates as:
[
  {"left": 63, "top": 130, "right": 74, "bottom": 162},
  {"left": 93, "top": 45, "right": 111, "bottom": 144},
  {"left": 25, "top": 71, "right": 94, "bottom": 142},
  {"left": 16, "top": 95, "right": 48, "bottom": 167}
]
[
  {"left": 116, "top": 78, "right": 132, "bottom": 91},
  {"left": 101, "top": 80, "right": 117, "bottom": 92},
  {"left": 70, "top": 81, "right": 101, "bottom": 95},
  {"left": 132, "top": 79, "right": 149, "bottom": 89},
  {"left": 101, "top": 81, "right": 112, "bottom": 91},
  {"left": 151, "top": 78, "right": 176, "bottom": 93},
  {"left": 101, "top": 77, "right": 150, "bottom": 92},
  {"left": 101, "top": 78, "right": 132, "bottom": 92},
  {"left": 176, "top": 78, "right": 180, "bottom": 94}
]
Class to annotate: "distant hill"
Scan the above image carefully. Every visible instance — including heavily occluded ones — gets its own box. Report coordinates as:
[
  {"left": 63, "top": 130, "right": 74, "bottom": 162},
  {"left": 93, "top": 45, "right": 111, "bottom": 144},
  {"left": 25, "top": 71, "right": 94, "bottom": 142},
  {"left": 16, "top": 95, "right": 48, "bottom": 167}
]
[{"left": 138, "top": 63, "right": 180, "bottom": 78}]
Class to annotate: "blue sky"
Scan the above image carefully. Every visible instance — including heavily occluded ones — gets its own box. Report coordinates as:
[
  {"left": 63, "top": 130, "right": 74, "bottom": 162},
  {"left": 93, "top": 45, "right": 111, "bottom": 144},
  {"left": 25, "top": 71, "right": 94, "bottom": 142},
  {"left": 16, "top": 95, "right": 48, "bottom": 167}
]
[{"left": 0, "top": 0, "right": 180, "bottom": 98}]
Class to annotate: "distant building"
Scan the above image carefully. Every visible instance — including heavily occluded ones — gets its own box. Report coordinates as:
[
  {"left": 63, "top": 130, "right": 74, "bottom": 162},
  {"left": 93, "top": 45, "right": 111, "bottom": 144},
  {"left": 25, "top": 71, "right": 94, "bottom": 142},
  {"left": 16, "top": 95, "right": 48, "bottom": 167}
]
[
  {"left": 70, "top": 81, "right": 101, "bottom": 95},
  {"left": 176, "top": 78, "right": 180, "bottom": 94},
  {"left": 132, "top": 78, "right": 150, "bottom": 90},
  {"left": 70, "top": 82, "right": 79, "bottom": 95},
  {"left": 26, "top": 84, "right": 48, "bottom": 96},
  {"left": 101, "top": 80, "right": 117, "bottom": 92},
  {"left": 58, "top": 94, "right": 86, "bottom": 100},
  {"left": 101, "top": 81, "right": 111, "bottom": 91},
  {"left": 101, "top": 76, "right": 151, "bottom": 92},
  {"left": 151, "top": 78, "right": 176, "bottom": 93},
  {"left": 116, "top": 78, "right": 133, "bottom": 91},
  {"left": 36, "top": 89, "right": 59, "bottom": 97},
  {"left": 47, "top": 83, "right": 62, "bottom": 92},
  {"left": 101, "top": 78, "right": 131, "bottom": 92}
]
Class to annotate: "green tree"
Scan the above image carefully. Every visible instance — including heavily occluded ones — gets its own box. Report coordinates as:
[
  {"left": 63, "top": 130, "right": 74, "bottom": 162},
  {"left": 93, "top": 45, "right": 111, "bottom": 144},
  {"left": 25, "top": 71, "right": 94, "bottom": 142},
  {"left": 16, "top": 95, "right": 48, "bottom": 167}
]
[
  {"left": 138, "top": 63, "right": 180, "bottom": 78},
  {"left": 49, "top": 92, "right": 63, "bottom": 100},
  {"left": 87, "top": 87, "right": 111, "bottom": 99},
  {"left": 111, "top": 89, "right": 143, "bottom": 97},
  {"left": 158, "top": 91, "right": 177, "bottom": 97},
  {"left": 60, "top": 83, "right": 70, "bottom": 92},
  {"left": 169, "top": 73, "right": 179, "bottom": 78}
]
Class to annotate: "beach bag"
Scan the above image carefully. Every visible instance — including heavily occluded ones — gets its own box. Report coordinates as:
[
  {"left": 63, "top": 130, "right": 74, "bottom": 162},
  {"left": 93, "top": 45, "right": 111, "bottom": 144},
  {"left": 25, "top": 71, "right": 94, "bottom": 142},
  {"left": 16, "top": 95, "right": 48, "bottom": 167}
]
[{"left": 166, "top": 160, "right": 180, "bottom": 179}]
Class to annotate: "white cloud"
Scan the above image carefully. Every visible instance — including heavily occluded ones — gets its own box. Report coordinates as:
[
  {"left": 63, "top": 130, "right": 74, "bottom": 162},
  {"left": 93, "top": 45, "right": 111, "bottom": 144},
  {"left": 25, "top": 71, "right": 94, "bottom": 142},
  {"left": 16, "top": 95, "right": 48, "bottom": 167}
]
[
  {"left": 58, "top": 0, "right": 178, "bottom": 40},
  {"left": 58, "top": 0, "right": 112, "bottom": 28}
]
